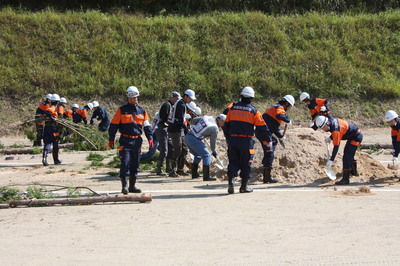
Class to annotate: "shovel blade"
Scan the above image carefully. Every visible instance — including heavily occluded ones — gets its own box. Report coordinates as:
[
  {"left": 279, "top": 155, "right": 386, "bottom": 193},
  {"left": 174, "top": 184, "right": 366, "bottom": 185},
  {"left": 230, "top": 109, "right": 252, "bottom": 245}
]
[
  {"left": 324, "top": 168, "right": 337, "bottom": 180},
  {"left": 215, "top": 159, "right": 227, "bottom": 170}
]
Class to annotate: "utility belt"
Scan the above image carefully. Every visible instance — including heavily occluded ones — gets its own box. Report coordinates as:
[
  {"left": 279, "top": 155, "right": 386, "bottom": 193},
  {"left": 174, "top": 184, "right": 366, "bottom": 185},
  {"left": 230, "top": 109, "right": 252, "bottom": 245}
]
[
  {"left": 121, "top": 134, "right": 140, "bottom": 139},
  {"left": 230, "top": 134, "right": 253, "bottom": 138}
]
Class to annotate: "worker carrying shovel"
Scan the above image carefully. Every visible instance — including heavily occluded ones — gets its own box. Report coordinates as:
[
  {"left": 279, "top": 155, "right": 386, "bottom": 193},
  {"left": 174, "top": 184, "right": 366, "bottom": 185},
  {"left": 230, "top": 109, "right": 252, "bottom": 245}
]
[
  {"left": 384, "top": 110, "right": 400, "bottom": 164},
  {"left": 316, "top": 116, "right": 363, "bottom": 185},
  {"left": 262, "top": 95, "right": 295, "bottom": 183},
  {"left": 184, "top": 113, "right": 226, "bottom": 181}
]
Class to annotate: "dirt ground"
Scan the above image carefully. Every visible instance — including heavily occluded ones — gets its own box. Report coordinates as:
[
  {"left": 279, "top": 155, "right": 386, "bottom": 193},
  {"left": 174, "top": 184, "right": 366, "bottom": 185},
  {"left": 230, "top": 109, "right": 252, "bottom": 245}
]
[{"left": 1, "top": 127, "right": 400, "bottom": 265}]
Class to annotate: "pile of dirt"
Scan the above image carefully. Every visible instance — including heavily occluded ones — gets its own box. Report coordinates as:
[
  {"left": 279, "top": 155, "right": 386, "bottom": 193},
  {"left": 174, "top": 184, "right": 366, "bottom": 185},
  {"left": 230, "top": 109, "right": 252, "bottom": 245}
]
[{"left": 211, "top": 127, "right": 395, "bottom": 185}]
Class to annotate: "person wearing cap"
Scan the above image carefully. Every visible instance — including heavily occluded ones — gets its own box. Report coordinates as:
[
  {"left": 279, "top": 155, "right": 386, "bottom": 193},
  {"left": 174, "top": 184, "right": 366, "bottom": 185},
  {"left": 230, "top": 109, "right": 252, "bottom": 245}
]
[
  {"left": 108, "top": 86, "right": 154, "bottom": 194},
  {"left": 73, "top": 102, "right": 93, "bottom": 124},
  {"left": 225, "top": 86, "right": 272, "bottom": 194},
  {"left": 315, "top": 115, "right": 363, "bottom": 185},
  {"left": 57, "top": 97, "right": 67, "bottom": 117},
  {"left": 261, "top": 95, "right": 295, "bottom": 184},
  {"left": 384, "top": 110, "right": 400, "bottom": 165},
  {"left": 33, "top": 93, "right": 53, "bottom": 146},
  {"left": 90, "top": 101, "right": 110, "bottom": 132},
  {"left": 299, "top": 92, "right": 333, "bottom": 130},
  {"left": 184, "top": 113, "right": 225, "bottom": 181},
  {"left": 167, "top": 89, "right": 196, "bottom": 177},
  {"left": 154, "top": 91, "right": 181, "bottom": 175},
  {"left": 42, "top": 94, "right": 62, "bottom": 166}
]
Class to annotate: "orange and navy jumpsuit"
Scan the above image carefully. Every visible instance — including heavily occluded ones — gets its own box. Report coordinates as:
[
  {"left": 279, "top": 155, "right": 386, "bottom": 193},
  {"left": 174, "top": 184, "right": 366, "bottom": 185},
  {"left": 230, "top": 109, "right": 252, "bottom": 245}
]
[
  {"left": 307, "top": 98, "right": 333, "bottom": 130},
  {"left": 326, "top": 118, "right": 363, "bottom": 170},
  {"left": 390, "top": 120, "right": 400, "bottom": 157},
  {"left": 64, "top": 110, "right": 73, "bottom": 118},
  {"left": 225, "top": 101, "right": 271, "bottom": 184},
  {"left": 43, "top": 105, "right": 60, "bottom": 153},
  {"left": 73, "top": 108, "right": 88, "bottom": 124},
  {"left": 221, "top": 102, "right": 234, "bottom": 140},
  {"left": 34, "top": 101, "right": 51, "bottom": 146},
  {"left": 262, "top": 104, "right": 291, "bottom": 168},
  {"left": 108, "top": 103, "right": 153, "bottom": 179},
  {"left": 56, "top": 104, "right": 65, "bottom": 118}
]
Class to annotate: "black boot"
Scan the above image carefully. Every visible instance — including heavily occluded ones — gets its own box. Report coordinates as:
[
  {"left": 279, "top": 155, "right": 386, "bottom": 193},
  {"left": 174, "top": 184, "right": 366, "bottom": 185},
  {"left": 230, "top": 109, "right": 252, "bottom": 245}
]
[
  {"left": 240, "top": 177, "right": 253, "bottom": 193},
  {"left": 168, "top": 159, "right": 179, "bottom": 177},
  {"left": 203, "top": 165, "right": 216, "bottom": 181},
  {"left": 228, "top": 176, "right": 235, "bottom": 194},
  {"left": 165, "top": 158, "right": 172, "bottom": 173},
  {"left": 191, "top": 163, "right": 200, "bottom": 179},
  {"left": 335, "top": 169, "right": 351, "bottom": 185},
  {"left": 263, "top": 168, "right": 278, "bottom": 183},
  {"left": 351, "top": 161, "right": 359, "bottom": 176},
  {"left": 53, "top": 152, "right": 62, "bottom": 165},
  {"left": 121, "top": 177, "right": 129, "bottom": 195},
  {"left": 128, "top": 176, "right": 142, "bottom": 193},
  {"left": 42, "top": 151, "right": 49, "bottom": 166},
  {"left": 177, "top": 156, "right": 190, "bottom": 176},
  {"left": 156, "top": 160, "right": 166, "bottom": 176}
]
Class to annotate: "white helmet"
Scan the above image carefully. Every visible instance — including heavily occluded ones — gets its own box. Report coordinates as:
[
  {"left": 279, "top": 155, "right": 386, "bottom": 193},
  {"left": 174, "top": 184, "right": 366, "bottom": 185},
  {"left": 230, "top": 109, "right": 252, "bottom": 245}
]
[
  {"left": 60, "top": 97, "right": 67, "bottom": 103},
  {"left": 300, "top": 92, "right": 310, "bottom": 102},
  {"left": 71, "top": 104, "right": 79, "bottom": 109},
  {"left": 315, "top": 116, "right": 329, "bottom": 129},
  {"left": 86, "top": 103, "right": 94, "bottom": 110},
  {"left": 193, "top": 107, "right": 202, "bottom": 116},
  {"left": 92, "top": 101, "right": 99, "bottom": 107},
  {"left": 186, "top": 101, "right": 197, "bottom": 112},
  {"left": 385, "top": 110, "right": 398, "bottom": 122},
  {"left": 46, "top": 94, "right": 53, "bottom": 99},
  {"left": 126, "top": 86, "right": 140, "bottom": 97},
  {"left": 217, "top": 114, "right": 227, "bottom": 122},
  {"left": 184, "top": 89, "right": 196, "bottom": 100},
  {"left": 283, "top": 95, "right": 295, "bottom": 106},
  {"left": 51, "top": 94, "right": 60, "bottom": 101},
  {"left": 241, "top": 86, "right": 255, "bottom": 98}
]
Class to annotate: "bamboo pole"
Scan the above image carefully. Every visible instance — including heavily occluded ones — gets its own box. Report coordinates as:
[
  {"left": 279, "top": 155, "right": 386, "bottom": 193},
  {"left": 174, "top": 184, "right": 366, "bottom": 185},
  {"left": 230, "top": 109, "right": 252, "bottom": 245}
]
[
  {"left": 359, "top": 143, "right": 392, "bottom": 150},
  {"left": 7, "top": 194, "right": 152, "bottom": 208}
]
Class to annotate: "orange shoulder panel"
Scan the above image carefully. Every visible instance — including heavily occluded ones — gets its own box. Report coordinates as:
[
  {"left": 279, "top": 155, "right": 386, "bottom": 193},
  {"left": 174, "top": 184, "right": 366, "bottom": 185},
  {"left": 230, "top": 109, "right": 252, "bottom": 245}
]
[
  {"left": 229, "top": 109, "right": 254, "bottom": 124},
  {"left": 111, "top": 108, "right": 122, "bottom": 124}
]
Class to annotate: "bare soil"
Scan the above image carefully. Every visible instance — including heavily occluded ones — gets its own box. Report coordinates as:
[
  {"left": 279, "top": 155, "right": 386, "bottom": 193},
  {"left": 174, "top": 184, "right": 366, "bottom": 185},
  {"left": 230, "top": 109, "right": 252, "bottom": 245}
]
[{"left": 1, "top": 127, "right": 400, "bottom": 265}]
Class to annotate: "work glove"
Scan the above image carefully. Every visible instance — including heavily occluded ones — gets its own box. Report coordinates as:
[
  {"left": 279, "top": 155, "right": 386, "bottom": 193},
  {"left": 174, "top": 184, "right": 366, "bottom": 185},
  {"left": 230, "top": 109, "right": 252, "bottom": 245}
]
[
  {"left": 280, "top": 136, "right": 286, "bottom": 141},
  {"left": 212, "top": 151, "right": 218, "bottom": 158},
  {"left": 287, "top": 120, "right": 292, "bottom": 126},
  {"left": 392, "top": 156, "right": 398, "bottom": 164},
  {"left": 324, "top": 137, "right": 332, "bottom": 144},
  {"left": 309, "top": 120, "right": 315, "bottom": 128},
  {"left": 326, "top": 160, "right": 334, "bottom": 169},
  {"left": 390, "top": 149, "right": 395, "bottom": 156},
  {"left": 108, "top": 141, "right": 114, "bottom": 149},
  {"left": 320, "top": 106, "right": 327, "bottom": 112},
  {"left": 148, "top": 139, "right": 155, "bottom": 149}
]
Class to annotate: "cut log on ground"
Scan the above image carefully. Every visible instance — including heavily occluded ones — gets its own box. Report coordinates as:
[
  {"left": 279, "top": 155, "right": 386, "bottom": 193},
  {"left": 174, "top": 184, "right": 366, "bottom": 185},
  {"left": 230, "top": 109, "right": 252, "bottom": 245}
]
[
  {"left": 359, "top": 143, "right": 392, "bottom": 150},
  {"left": 6, "top": 193, "right": 152, "bottom": 208}
]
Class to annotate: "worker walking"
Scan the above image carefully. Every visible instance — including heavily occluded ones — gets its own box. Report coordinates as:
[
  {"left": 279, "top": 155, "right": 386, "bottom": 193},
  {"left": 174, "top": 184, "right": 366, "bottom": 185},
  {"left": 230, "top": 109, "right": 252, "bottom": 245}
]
[
  {"left": 316, "top": 116, "right": 363, "bottom": 185},
  {"left": 108, "top": 86, "right": 154, "bottom": 194},
  {"left": 225, "top": 87, "right": 272, "bottom": 194},
  {"left": 167, "top": 89, "right": 196, "bottom": 177},
  {"left": 90, "top": 101, "right": 110, "bottom": 132},
  {"left": 154, "top": 92, "right": 181, "bottom": 175},
  {"left": 42, "top": 94, "right": 62, "bottom": 166},
  {"left": 262, "top": 95, "right": 295, "bottom": 183},
  {"left": 34, "top": 93, "right": 53, "bottom": 146},
  {"left": 384, "top": 110, "right": 400, "bottom": 164},
  {"left": 299, "top": 92, "right": 333, "bottom": 130}
]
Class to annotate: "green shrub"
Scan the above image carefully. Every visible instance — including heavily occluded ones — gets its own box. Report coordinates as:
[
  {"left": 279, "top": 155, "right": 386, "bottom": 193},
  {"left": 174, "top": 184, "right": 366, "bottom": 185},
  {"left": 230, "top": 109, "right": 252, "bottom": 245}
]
[{"left": 0, "top": 186, "right": 22, "bottom": 203}]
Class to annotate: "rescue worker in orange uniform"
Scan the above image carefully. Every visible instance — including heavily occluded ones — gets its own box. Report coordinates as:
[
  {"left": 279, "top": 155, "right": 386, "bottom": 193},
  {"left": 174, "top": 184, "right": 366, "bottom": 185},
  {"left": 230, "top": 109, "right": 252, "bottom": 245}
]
[
  {"left": 42, "top": 94, "right": 62, "bottom": 166},
  {"left": 73, "top": 103, "right": 93, "bottom": 124},
  {"left": 108, "top": 86, "right": 154, "bottom": 194},
  {"left": 299, "top": 92, "right": 333, "bottom": 130},
  {"left": 57, "top": 97, "right": 67, "bottom": 118},
  {"left": 34, "top": 93, "right": 53, "bottom": 146},
  {"left": 262, "top": 95, "right": 295, "bottom": 183},
  {"left": 225, "top": 87, "right": 272, "bottom": 194},
  {"left": 316, "top": 116, "right": 363, "bottom": 185},
  {"left": 384, "top": 110, "right": 400, "bottom": 164}
]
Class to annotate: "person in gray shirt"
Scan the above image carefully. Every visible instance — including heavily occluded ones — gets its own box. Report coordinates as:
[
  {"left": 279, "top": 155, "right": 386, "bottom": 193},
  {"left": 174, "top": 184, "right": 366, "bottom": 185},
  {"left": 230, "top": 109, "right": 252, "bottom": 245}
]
[{"left": 184, "top": 113, "right": 226, "bottom": 181}]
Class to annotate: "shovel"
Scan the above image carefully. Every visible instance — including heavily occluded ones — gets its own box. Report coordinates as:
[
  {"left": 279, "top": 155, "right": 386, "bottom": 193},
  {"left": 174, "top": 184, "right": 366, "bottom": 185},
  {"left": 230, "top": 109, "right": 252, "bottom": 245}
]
[
  {"left": 324, "top": 143, "right": 337, "bottom": 180},
  {"left": 204, "top": 139, "right": 227, "bottom": 170},
  {"left": 277, "top": 123, "right": 288, "bottom": 148}
]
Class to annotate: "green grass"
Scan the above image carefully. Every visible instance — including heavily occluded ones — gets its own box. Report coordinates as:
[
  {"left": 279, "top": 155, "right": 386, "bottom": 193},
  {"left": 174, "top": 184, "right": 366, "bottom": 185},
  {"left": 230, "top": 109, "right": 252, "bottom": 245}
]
[{"left": 0, "top": 186, "right": 22, "bottom": 203}]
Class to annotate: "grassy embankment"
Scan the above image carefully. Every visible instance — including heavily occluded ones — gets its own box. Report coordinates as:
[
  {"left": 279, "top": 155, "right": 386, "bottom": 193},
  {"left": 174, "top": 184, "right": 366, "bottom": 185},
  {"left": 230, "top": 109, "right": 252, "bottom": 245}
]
[{"left": 0, "top": 9, "right": 399, "bottom": 130}]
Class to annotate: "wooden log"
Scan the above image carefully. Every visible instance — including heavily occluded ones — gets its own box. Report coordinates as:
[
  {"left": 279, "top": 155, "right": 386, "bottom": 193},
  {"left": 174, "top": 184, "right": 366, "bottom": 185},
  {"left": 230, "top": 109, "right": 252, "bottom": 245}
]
[
  {"left": 7, "top": 194, "right": 152, "bottom": 208},
  {"left": 0, "top": 143, "right": 75, "bottom": 155},
  {"left": 0, "top": 204, "right": 10, "bottom": 209},
  {"left": 359, "top": 143, "right": 392, "bottom": 150}
]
